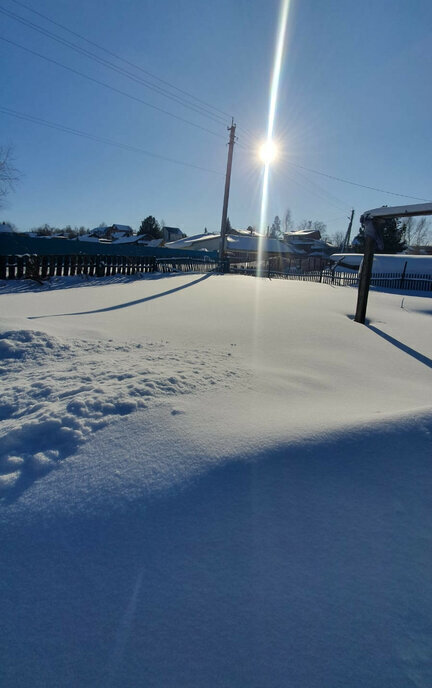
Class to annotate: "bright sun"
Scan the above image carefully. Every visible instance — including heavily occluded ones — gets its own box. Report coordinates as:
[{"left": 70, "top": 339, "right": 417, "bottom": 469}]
[{"left": 259, "top": 140, "right": 278, "bottom": 164}]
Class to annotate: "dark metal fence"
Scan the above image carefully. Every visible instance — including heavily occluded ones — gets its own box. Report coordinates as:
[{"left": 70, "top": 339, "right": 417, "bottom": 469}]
[
  {"left": 0, "top": 254, "right": 218, "bottom": 281},
  {"left": 231, "top": 265, "right": 432, "bottom": 292}
]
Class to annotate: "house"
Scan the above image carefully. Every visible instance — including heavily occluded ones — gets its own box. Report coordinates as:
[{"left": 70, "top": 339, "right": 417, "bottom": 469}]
[
  {"left": 162, "top": 226, "right": 184, "bottom": 242},
  {"left": 134, "top": 235, "right": 164, "bottom": 247},
  {"left": 226, "top": 234, "right": 295, "bottom": 266},
  {"left": 165, "top": 232, "right": 220, "bottom": 251},
  {"left": 284, "top": 228, "right": 321, "bottom": 250},
  {"left": 166, "top": 230, "right": 304, "bottom": 269},
  {"left": 89, "top": 224, "right": 134, "bottom": 241},
  {"left": 283, "top": 229, "right": 335, "bottom": 268}
]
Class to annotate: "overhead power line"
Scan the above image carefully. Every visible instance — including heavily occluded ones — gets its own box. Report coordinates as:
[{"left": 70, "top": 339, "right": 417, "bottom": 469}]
[
  {"left": 281, "top": 168, "right": 351, "bottom": 214},
  {"left": 3, "top": 0, "right": 232, "bottom": 124},
  {"left": 0, "top": 106, "right": 225, "bottom": 176},
  {"left": 284, "top": 160, "right": 431, "bottom": 203},
  {"left": 0, "top": 35, "right": 227, "bottom": 141},
  {"left": 288, "top": 165, "right": 351, "bottom": 212},
  {"left": 0, "top": 5, "right": 226, "bottom": 126},
  {"left": 235, "top": 142, "right": 431, "bottom": 203}
]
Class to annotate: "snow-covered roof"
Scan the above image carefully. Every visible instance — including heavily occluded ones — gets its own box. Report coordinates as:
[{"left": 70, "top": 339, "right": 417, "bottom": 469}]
[
  {"left": 89, "top": 224, "right": 133, "bottom": 237},
  {"left": 285, "top": 229, "right": 321, "bottom": 240},
  {"left": 77, "top": 235, "right": 101, "bottom": 243},
  {"left": 166, "top": 233, "right": 308, "bottom": 255},
  {"left": 226, "top": 235, "right": 291, "bottom": 253},
  {"left": 166, "top": 233, "right": 218, "bottom": 249},
  {"left": 107, "top": 234, "right": 137, "bottom": 244},
  {"left": 136, "top": 238, "right": 164, "bottom": 247},
  {"left": 284, "top": 244, "right": 307, "bottom": 255},
  {"left": 228, "top": 228, "right": 264, "bottom": 238}
]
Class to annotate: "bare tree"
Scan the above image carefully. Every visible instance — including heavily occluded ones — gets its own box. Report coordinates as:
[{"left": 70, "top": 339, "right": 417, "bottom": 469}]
[
  {"left": 412, "top": 217, "right": 431, "bottom": 246},
  {"left": 331, "top": 231, "right": 345, "bottom": 247},
  {"left": 312, "top": 220, "right": 327, "bottom": 237},
  {"left": 403, "top": 216, "right": 431, "bottom": 249},
  {"left": 297, "top": 219, "right": 327, "bottom": 237},
  {"left": 403, "top": 217, "right": 415, "bottom": 245},
  {"left": 0, "top": 146, "right": 20, "bottom": 209},
  {"left": 297, "top": 219, "right": 312, "bottom": 231}
]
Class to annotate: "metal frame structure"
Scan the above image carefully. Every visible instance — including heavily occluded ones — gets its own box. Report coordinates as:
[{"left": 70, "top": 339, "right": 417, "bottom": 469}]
[{"left": 354, "top": 202, "right": 432, "bottom": 323}]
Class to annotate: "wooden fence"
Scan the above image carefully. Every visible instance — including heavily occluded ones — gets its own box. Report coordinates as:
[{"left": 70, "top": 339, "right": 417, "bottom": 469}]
[
  {"left": 0, "top": 254, "right": 218, "bottom": 281},
  {"left": 231, "top": 265, "right": 432, "bottom": 292},
  {"left": 1, "top": 254, "right": 430, "bottom": 292}
]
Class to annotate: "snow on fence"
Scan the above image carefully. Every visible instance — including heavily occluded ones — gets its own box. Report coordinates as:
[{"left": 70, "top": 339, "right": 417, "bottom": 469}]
[
  {"left": 0, "top": 254, "right": 218, "bottom": 281},
  {"left": 231, "top": 265, "right": 432, "bottom": 292}
]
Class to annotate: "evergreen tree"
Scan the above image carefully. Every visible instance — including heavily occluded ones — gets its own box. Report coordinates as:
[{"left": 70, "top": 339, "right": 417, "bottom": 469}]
[
  {"left": 270, "top": 215, "right": 282, "bottom": 238},
  {"left": 138, "top": 216, "right": 162, "bottom": 239},
  {"left": 283, "top": 208, "right": 293, "bottom": 232},
  {"left": 352, "top": 217, "right": 407, "bottom": 253}
]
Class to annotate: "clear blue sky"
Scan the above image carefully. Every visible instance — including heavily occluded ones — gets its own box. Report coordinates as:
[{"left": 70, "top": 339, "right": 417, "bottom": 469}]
[{"left": 1, "top": 0, "right": 431, "bottom": 237}]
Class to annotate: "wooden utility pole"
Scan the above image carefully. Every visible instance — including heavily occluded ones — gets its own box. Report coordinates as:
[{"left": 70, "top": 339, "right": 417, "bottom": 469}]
[
  {"left": 219, "top": 119, "right": 236, "bottom": 271},
  {"left": 342, "top": 209, "right": 355, "bottom": 251}
]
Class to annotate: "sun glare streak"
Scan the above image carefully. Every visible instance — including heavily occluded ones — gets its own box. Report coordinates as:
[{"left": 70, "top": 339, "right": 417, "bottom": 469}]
[
  {"left": 257, "top": 0, "right": 291, "bottom": 275},
  {"left": 252, "top": 0, "right": 291, "bottom": 367}
]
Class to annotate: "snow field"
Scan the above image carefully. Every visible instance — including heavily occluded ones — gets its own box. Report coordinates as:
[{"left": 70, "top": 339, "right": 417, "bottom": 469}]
[
  {"left": 0, "top": 326, "right": 244, "bottom": 495},
  {"left": 0, "top": 273, "right": 431, "bottom": 687}
]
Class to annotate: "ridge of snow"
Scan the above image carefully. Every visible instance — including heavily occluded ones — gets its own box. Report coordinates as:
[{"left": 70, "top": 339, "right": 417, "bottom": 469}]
[{"left": 0, "top": 327, "right": 245, "bottom": 494}]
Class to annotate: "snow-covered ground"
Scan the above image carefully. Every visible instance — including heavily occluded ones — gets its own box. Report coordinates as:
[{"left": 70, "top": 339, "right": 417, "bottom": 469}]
[{"left": 1, "top": 273, "right": 431, "bottom": 687}]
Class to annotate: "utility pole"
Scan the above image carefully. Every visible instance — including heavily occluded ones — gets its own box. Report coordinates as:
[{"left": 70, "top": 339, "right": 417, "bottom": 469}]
[
  {"left": 354, "top": 233, "right": 375, "bottom": 324},
  {"left": 219, "top": 118, "right": 236, "bottom": 271},
  {"left": 342, "top": 209, "right": 354, "bottom": 251}
]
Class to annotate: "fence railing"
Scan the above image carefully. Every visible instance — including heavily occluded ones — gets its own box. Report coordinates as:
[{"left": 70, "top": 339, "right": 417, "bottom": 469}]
[
  {"left": 156, "top": 257, "right": 218, "bottom": 273},
  {"left": 231, "top": 265, "right": 432, "bottom": 292},
  {"left": 1, "top": 254, "right": 430, "bottom": 292},
  {"left": 0, "top": 254, "right": 218, "bottom": 281}
]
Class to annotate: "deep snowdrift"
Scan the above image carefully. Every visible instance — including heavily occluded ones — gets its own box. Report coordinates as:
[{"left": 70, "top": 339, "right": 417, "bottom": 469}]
[{"left": 0, "top": 274, "right": 431, "bottom": 687}]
